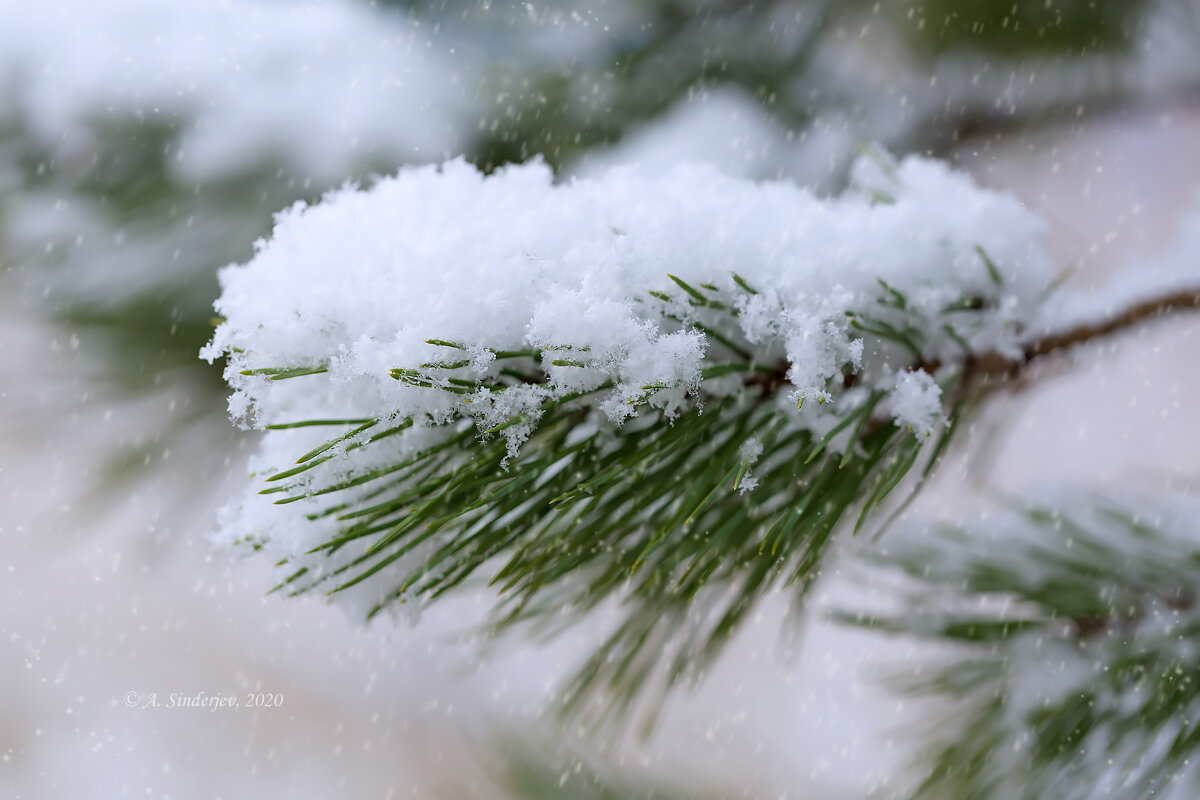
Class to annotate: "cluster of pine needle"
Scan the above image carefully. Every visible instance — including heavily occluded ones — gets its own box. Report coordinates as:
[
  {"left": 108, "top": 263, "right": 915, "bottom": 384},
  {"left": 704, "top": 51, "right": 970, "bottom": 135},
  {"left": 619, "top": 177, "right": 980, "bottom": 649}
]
[
  {"left": 840, "top": 494, "right": 1200, "bottom": 798},
  {"left": 246, "top": 272, "right": 981, "bottom": 727}
]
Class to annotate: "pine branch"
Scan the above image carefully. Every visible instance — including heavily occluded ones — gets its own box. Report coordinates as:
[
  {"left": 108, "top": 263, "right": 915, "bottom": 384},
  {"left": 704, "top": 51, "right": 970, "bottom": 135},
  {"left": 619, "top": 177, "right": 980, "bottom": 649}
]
[
  {"left": 925, "top": 285, "right": 1200, "bottom": 401},
  {"left": 226, "top": 274, "right": 970, "bottom": 729},
  {"left": 1022, "top": 288, "right": 1200, "bottom": 362},
  {"left": 203, "top": 154, "right": 1200, "bottom": 730},
  {"left": 252, "top": 309, "right": 947, "bottom": 729},
  {"left": 837, "top": 490, "right": 1200, "bottom": 799}
]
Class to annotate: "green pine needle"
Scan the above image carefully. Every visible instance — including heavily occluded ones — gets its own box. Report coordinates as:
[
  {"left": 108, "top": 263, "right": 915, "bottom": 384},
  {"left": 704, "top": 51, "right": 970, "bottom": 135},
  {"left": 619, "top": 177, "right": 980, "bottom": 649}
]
[
  {"left": 839, "top": 495, "right": 1200, "bottom": 799},
  {"left": 234, "top": 271, "right": 1014, "bottom": 729},
  {"left": 976, "top": 245, "right": 1005, "bottom": 287}
]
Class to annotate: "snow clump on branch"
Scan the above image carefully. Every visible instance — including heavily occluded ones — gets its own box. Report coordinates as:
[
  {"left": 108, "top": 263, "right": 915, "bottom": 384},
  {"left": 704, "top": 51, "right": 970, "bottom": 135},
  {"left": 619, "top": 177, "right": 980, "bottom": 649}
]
[{"left": 203, "top": 152, "right": 1057, "bottom": 570}]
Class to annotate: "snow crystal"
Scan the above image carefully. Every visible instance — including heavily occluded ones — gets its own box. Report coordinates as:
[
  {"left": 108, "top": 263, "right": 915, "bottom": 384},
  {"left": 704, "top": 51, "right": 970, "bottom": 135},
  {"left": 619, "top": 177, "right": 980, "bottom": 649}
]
[
  {"left": 739, "top": 438, "right": 764, "bottom": 465},
  {"left": 736, "top": 438, "right": 764, "bottom": 495},
  {"left": 887, "top": 371, "right": 942, "bottom": 439}
]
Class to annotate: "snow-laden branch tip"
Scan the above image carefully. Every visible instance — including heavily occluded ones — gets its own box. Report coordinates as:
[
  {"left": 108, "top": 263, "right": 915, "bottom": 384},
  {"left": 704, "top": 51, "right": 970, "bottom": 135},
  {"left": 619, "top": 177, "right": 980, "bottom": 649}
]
[{"left": 201, "top": 152, "right": 1056, "bottom": 598}]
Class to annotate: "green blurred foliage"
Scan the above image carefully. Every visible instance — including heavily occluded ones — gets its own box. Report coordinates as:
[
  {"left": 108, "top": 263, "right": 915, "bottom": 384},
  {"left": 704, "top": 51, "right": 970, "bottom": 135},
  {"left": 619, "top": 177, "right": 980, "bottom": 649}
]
[
  {"left": 895, "top": 0, "right": 1149, "bottom": 58},
  {"left": 841, "top": 497, "right": 1200, "bottom": 799},
  {"left": 472, "top": 0, "right": 828, "bottom": 170}
]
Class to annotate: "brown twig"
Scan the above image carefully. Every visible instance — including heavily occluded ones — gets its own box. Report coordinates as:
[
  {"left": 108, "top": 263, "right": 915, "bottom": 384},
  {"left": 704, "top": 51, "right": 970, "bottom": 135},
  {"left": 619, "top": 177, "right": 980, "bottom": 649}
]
[
  {"left": 1022, "top": 288, "right": 1200, "bottom": 362},
  {"left": 961, "top": 287, "right": 1200, "bottom": 395}
]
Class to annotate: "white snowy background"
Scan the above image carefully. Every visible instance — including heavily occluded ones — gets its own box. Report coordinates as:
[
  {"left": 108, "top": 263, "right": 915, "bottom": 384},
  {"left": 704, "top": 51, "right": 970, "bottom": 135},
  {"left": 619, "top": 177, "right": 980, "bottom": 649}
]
[{"left": 2, "top": 1, "right": 1199, "bottom": 797}]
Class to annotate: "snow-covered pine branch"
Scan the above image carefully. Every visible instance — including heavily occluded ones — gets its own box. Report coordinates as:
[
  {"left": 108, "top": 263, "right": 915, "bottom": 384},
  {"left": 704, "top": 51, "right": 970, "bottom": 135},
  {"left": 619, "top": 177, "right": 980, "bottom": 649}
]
[
  {"left": 839, "top": 488, "right": 1200, "bottom": 799},
  {"left": 202, "top": 151, "right": 1199, "bottom": 721}
]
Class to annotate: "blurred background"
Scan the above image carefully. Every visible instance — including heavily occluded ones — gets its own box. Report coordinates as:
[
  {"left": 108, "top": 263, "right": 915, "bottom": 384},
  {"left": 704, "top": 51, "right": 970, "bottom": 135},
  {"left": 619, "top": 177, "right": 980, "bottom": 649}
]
[{"left": 2, "top": 1, "right": 1199, "bottom": 797}]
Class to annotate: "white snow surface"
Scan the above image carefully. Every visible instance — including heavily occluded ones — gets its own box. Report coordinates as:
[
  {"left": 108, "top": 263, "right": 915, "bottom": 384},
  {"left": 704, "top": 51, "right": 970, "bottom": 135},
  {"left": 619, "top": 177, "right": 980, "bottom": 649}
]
[{"left": 208, "top": 153, "right": 1055, "bottom": 420}]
